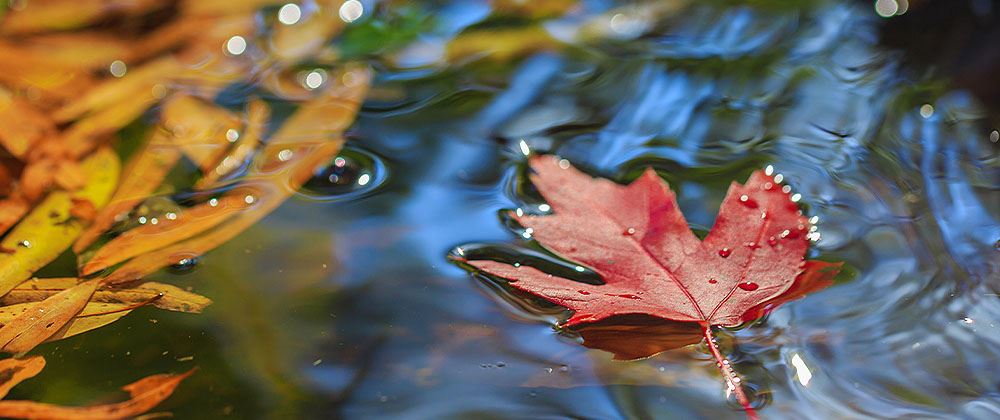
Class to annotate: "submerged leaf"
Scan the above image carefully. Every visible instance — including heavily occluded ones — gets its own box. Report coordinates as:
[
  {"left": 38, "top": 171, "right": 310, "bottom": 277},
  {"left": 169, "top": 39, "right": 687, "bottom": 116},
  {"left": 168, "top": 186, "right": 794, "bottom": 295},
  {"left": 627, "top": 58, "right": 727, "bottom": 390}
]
[
  {"left": 0, "top": 369, "right": 194, "bottom": 419},
  {"left": 0, "top": 356, "right": 45, "bottom": 399}
]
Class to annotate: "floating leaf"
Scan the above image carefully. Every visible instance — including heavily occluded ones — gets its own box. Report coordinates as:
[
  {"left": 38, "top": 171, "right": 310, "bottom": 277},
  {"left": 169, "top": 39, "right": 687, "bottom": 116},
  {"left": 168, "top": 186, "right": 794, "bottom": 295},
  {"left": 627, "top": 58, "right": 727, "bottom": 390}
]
[
  {"left": 460, "top": 156, "right": 842, "bottom": 417},
  {"left": 0, "top": 280, "right": 99, "bottom": 354},
  {"left": 82, "top": 193, "right": 252, "bottom": 275},
  {"left": 3, "top": 279, "right": 212, "bottom": 314},
  {"left": 73, "top": 130, "right": 181, "bottom": 253},
  {"left": 0, "top": 148, "right": 120, "bottom": 296},
  {"left": 0, "top": 89, "right": 54, "bottom": 159},
  {"left": 194, "top": 98, "right": 269, "bottom": 190},
  {"left": 0, "top": 369, "right": 194, "bottom": 419},
  {"left": 160, "top": 94, "right": 242, "bottom": 173},
  {"left": 104, "top": 64, "right": 371, "bottom": 284}
]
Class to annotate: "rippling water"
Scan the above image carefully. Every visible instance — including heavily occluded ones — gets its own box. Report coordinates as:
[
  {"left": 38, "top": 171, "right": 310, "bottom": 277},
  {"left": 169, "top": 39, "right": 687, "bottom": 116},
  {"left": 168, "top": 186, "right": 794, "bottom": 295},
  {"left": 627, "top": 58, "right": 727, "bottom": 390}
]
[{"left": 14, "top": 0, "right": 1000, "bottom": 418}]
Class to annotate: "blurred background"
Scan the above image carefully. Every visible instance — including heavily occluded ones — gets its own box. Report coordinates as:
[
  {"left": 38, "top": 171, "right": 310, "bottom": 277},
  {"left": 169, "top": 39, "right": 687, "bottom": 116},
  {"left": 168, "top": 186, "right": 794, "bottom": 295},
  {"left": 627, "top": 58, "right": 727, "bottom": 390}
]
[{"left": 2, "top": 0, "right": 998, "bottom": 418}]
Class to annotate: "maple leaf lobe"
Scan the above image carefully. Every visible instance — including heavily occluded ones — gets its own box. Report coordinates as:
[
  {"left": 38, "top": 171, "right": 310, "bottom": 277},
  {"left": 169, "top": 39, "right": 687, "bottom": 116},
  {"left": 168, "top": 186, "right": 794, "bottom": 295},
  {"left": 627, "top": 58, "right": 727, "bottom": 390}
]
[{"left": 468, "top": 156, "right": 821, "bottom": 327}]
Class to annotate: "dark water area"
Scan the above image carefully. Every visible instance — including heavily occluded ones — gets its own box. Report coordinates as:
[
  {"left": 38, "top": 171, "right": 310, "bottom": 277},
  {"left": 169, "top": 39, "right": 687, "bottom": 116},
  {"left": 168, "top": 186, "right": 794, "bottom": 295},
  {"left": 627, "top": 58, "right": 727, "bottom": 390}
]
[{"left": 11, "top": 0, "right": 1000, "bottom": 418}]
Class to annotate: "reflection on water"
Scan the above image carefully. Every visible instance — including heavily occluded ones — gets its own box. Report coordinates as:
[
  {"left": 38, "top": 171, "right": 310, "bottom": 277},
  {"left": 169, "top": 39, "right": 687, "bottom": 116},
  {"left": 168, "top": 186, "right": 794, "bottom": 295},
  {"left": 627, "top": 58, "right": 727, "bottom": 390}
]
[{"left": 11, "top": 0, "right": 999, "bottom": 418}]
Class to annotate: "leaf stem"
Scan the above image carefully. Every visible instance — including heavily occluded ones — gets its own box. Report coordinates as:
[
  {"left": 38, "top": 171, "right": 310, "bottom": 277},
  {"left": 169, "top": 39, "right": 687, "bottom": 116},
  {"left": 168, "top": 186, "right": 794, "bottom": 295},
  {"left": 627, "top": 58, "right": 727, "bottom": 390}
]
[{"left": 701, "top": 324, "right": 758, "bottom": 420}]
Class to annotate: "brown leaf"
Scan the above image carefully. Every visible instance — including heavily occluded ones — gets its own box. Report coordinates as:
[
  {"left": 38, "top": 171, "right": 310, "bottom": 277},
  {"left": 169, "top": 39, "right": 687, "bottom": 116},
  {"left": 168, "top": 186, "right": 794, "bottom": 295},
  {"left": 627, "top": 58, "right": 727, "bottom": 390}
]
[
  {"left": 0, "top": 280, "right": 99, "bottom": 354},
  {"left": 0, "top": 356, "right": 45, "bottom": 399},
  {"left": 0, "top": 369, "right": 194, "bottom": 419}
]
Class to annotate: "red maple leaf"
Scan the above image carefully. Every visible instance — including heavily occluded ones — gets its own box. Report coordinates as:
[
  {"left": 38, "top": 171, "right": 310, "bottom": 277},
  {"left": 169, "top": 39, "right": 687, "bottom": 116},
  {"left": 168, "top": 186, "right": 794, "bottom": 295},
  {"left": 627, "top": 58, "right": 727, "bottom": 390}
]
[{"left": 457, "top": 155, "right": 841, "bottom": 417}]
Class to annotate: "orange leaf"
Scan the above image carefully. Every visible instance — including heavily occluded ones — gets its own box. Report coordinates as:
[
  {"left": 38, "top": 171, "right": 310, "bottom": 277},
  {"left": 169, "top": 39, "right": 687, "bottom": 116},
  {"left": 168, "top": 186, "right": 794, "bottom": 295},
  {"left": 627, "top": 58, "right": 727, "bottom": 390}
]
[
  {"left": 0, "top": 280, "right": 99, "bottom": 354},
  {"left": 194, "top": 98, "right": 270, "bottom": 190},
  {"left": 0, "top": 196, "right": 29, "bottom": 237},
  {"left": 160, "top": 94, "right": 242, "bottom": 173},
  {"left": 73, "top": 130, "right": 181, "bottom": 253},
  {"left": 0, "top": 90, "right": 55, "bottom": 159},
  {"left": 0, "top": 356, "right": 45, "bottom": 399},
  {"left": 0, "top": 369, "right": 194, "bottom": 419},
  {"left": 81, "top": 193, "right": 251, "bottom": 275},
  {"left": 104, "top": 64, "right": 371, "bottom": 284}
]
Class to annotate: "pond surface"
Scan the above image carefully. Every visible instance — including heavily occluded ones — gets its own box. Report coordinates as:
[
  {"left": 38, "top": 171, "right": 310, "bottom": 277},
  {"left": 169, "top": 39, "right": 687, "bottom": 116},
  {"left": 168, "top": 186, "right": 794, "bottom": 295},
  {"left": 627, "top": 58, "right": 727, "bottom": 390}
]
[{"left": 12, "top": 0, "right": 1000, "bottom": 418}]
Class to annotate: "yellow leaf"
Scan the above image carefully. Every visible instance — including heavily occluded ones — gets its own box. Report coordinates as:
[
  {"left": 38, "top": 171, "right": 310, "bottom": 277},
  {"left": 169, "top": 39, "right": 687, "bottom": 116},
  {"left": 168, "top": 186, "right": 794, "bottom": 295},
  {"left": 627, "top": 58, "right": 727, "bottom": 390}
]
[{"left": 0, "top": 148, "right": 120, "bottom": 296}]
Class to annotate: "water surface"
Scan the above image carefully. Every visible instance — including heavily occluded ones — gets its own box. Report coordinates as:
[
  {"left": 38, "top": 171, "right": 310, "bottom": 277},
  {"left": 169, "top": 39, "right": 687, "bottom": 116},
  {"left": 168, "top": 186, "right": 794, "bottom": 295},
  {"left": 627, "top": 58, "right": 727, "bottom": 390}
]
[{"left": 12, "top": 1, "right": 1000, "bottom": 418}]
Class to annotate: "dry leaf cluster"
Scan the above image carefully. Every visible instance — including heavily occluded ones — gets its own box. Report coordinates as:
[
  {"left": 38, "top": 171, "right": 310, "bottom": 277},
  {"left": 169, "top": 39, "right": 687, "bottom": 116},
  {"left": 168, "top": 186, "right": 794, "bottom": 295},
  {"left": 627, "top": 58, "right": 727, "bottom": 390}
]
[{"left": 0, "top": 0, "right": 369, "bottom": 417}]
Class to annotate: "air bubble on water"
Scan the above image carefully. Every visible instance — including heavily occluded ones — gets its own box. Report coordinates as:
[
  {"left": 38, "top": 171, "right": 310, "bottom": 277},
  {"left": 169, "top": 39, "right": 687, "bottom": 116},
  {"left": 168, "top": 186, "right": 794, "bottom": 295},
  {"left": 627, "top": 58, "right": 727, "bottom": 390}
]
[
  {"left": 558, "top": 159, "right": 570, "bottom": 169},
  {"left": 300, "top": 147, "right": 388, "bottom": 202},
  {"left": 782, "top": 185, "right": 792, "bottom": 193},
  {"left": 765, "top": 165, "right": 774, "bottom": 176},
  {"left": 169, "top": 255, "right": 200, "bottom": 274},
  {"left": 774, "top": 174, "right": 784, "bottom": 183}
]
